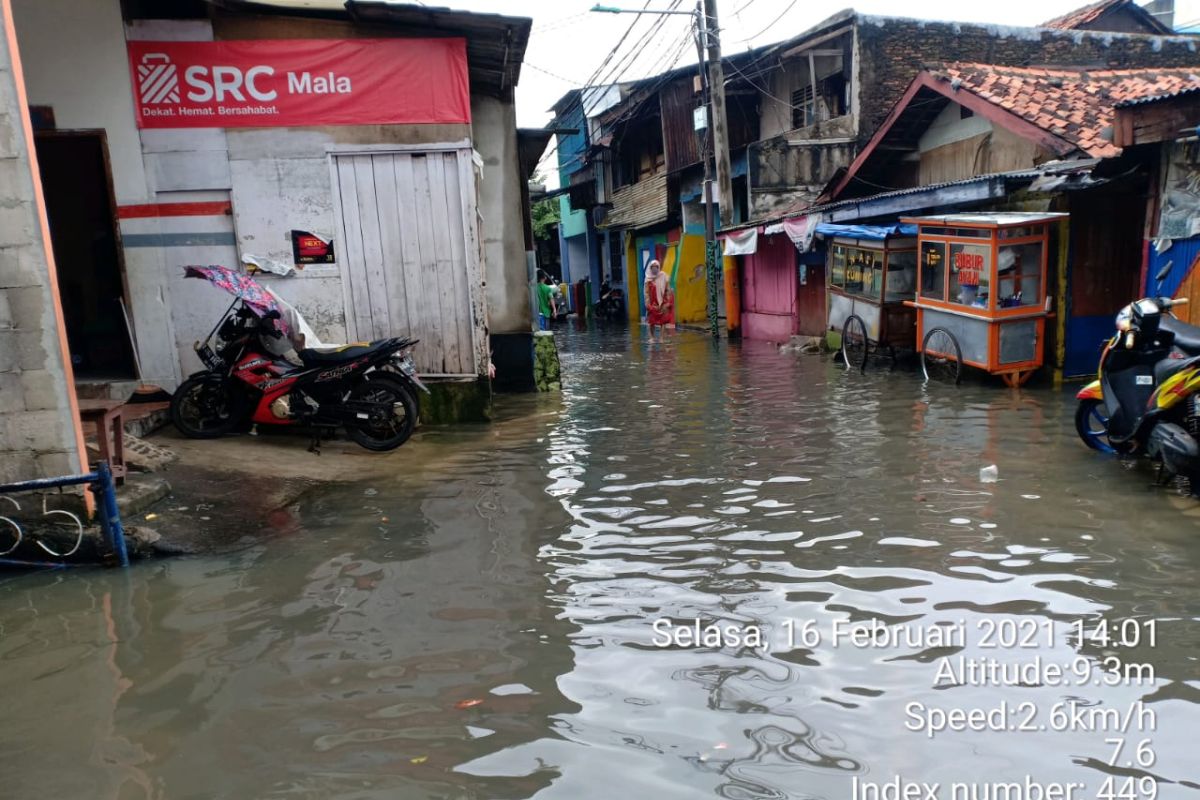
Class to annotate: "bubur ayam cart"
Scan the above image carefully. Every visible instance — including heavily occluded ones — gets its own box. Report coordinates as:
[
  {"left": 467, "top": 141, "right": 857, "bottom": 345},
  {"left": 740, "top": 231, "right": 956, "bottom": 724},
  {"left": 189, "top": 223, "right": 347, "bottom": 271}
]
[
  {"left": 824, "top": 224, "right": 919, "bottom": 371},
  {"left": 902, "top": 213, "right": 1064, "bottom": 386}
]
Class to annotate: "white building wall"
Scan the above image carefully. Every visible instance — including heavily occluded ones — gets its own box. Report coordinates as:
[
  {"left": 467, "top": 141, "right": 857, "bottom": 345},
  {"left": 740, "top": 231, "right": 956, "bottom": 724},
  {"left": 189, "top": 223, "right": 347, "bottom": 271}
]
[{"left": 13, "top": 1, "right": 530, "bottom": 388}]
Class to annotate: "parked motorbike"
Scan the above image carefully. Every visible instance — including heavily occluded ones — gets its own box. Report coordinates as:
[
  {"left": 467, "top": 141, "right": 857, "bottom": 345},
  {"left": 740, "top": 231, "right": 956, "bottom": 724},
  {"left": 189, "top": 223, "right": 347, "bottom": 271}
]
[
  {"left": 595, "top": 280, "right": 626, "bottom": 320},
  {"left": 1075, "top": 294, "right": 1200, "bottom": 489},
  {"left": 170, "top": 303, "right": 428, "bottom": 452}
]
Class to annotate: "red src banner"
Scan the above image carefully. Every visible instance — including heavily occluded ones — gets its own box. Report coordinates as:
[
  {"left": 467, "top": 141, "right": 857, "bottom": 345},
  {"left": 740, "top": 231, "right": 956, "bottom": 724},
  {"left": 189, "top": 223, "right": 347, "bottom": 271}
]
[{"left": 127, "top": 38, "right": 470, "bottom": 129}]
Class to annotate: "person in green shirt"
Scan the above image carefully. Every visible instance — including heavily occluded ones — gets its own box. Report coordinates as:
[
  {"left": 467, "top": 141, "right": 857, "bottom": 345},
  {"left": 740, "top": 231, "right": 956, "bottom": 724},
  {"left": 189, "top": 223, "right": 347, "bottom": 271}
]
[{"left": 537, "top": 276, "right": 557, "bottom": 330}]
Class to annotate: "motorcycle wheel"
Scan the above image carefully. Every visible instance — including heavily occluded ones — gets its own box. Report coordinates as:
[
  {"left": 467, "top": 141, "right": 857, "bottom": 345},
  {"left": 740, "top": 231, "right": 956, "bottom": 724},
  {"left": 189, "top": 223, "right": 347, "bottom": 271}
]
[
  {"left": 171, "top": 374, "right": 244, "bottom": 439},
  {"left": 1074, "top": 398, "right": 1117, "bottom": 454},
  {"left": 344, "top": 374, "right": 418, "bottom": 452}
]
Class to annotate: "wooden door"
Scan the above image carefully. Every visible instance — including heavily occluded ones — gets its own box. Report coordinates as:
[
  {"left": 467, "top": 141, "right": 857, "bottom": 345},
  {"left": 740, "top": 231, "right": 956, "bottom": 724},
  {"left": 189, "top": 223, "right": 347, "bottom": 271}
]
[{"left": 331, "top": 147, "right": 483, "bottom": 377}]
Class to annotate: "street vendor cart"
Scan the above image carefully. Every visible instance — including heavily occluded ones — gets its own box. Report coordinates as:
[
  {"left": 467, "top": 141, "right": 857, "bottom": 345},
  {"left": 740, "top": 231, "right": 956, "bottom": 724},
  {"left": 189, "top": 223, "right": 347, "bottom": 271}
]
[
  {"left": 903, "top": 213, "right": 1065, "bottom": 386},
  {"left": 824, "top": 224, "right": 919, "bottom": 371}
]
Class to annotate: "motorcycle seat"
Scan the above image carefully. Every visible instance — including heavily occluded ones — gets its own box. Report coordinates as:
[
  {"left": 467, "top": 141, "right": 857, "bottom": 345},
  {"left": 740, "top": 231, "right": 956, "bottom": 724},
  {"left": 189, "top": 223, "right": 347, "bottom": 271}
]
[
  {"left": 298, "top": 340, "right": 393, "bottom": 366},
  {"left": 1161, "top": 316, "right": 1200, "bottom": 354}
]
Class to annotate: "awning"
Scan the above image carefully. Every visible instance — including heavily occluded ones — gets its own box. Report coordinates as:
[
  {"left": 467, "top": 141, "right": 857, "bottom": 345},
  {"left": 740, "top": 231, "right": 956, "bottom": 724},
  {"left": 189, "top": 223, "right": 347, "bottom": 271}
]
[{"left": 720, "top": 228, "right": 759, "bottom": 255}]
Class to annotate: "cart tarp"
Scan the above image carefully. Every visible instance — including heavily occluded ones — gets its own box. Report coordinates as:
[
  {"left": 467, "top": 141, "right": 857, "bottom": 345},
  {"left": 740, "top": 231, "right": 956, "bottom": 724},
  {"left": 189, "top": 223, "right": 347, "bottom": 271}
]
[{"left": 814, "top": 223, "right": 917, "bottom": 241}]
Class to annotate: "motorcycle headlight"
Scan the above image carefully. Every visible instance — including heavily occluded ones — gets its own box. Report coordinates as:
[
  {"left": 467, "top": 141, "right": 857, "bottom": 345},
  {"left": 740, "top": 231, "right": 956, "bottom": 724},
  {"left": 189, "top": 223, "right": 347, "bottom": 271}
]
[{"left": 1115, "top": 305, "right": 1133, "bottom": 332}]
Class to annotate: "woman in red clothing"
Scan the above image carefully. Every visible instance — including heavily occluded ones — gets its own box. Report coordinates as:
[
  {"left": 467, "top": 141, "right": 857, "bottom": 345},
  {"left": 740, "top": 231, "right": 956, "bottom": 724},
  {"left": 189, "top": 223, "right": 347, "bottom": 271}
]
[{"left": 643, "top": 260, "right": 673, "bottom": 338}]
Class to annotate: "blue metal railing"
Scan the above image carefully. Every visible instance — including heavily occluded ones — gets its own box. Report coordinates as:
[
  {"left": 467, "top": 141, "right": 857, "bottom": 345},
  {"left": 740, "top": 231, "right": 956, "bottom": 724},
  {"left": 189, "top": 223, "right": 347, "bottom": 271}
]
[{"left": 0, "top": 461, "right": 129, "bottom": 568}]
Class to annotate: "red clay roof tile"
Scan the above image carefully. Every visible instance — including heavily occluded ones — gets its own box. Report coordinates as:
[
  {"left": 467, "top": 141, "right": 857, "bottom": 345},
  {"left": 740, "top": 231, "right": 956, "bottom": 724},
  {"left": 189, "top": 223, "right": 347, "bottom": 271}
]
[{"left": 931, "top": 63, "right": 1200, "bottom": 158}]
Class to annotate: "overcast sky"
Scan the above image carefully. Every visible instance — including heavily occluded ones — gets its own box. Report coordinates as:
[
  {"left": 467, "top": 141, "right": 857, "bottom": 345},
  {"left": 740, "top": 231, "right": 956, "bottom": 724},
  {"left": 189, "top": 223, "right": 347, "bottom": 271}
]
[{"left": 433, "top": 0, "right": 1199, "bottom": 129}]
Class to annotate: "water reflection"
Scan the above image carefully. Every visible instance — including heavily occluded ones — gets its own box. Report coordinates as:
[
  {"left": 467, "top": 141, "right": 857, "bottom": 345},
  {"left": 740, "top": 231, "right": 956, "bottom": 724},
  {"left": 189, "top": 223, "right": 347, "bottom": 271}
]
[{"left": 1, "top": 324, "right": 1198, "bottom": 799}]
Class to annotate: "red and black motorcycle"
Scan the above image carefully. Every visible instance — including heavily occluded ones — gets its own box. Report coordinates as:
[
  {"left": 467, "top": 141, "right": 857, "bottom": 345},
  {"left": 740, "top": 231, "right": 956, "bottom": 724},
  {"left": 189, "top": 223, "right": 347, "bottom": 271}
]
[{"left": 170, "top": 303, "right": 428, "bottom": 451}]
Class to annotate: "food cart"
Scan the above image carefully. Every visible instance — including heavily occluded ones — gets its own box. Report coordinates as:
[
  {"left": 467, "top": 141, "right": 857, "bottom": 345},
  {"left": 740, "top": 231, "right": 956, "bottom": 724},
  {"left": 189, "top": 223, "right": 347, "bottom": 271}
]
[
  {"left": 902, "top": 213, "right": 1065, "bottom": 386},
  {"left": 823, "top": 223, "right": 919, "bottom": 371}
]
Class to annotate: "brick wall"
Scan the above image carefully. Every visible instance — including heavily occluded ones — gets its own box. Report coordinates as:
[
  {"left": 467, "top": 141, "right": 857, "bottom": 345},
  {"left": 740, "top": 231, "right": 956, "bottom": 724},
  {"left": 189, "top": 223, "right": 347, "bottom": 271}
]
[
  {"left": 857, "top": 18, "right": 1200, "bottom": 147},
  {"left": 0, "top": 8, "right": 84, "bottom": 483}
]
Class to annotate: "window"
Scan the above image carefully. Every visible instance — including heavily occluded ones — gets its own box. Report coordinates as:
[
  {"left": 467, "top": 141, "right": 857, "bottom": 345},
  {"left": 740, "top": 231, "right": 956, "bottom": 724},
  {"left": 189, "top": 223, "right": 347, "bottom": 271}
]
[
  {"left": 949, "top": 243, "right": 991, "bottom": 309},
  {"left": 831, "top": 244, "right": 847, "bottom": 287},
  {"left": 830, "top": 244, "right": 883, "bottom": 299},
  {"left": 920, "top": 242, "right": 946, "bottom": 300},
  {"left": 885, "top": 250, "right": 917, "bottom": 302},
  {"left": 791, "top": 85, "right": 815, "bottom": 129},
  {"left": 996, "top": 242, "right": 1043, "bottom": 307},
  {"left": 859, "top": 248, "right": 883, "bottom": 300}
]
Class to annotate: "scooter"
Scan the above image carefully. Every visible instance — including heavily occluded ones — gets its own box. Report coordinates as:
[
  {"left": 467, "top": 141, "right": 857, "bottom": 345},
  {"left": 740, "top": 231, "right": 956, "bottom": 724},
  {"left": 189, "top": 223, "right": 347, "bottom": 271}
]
[
  {"left": 1075, "top": 294, "right": 1200, "bottom": 490},
  {"left": 171, "top": 303, "right": 428, "bottom": 451},
  {"left": 595, "top": 280, "right": 626, "bottom": 320}
]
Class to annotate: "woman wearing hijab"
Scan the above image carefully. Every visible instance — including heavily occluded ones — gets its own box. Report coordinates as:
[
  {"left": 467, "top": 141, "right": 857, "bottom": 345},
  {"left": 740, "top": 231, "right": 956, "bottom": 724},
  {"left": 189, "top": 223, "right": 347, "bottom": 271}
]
[{"left": 644, "top": 260, "right": 672, "bottom": 338}]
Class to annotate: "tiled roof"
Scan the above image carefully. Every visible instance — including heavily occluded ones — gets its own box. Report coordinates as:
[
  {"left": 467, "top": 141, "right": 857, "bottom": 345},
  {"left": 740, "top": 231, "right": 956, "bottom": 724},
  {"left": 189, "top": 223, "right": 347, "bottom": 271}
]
[
  {"left": 1041, "top": 0, "right": 1170, "bottom": 33},
  {"left": 930, "top": 64, "right": 1200, "bottom": 157}
]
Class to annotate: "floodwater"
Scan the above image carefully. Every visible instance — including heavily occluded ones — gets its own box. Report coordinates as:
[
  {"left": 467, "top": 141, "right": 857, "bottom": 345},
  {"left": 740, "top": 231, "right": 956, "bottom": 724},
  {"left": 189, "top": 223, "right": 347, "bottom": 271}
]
[{"left": 3, "top": 324, "right": 1199, "bottom": 800}]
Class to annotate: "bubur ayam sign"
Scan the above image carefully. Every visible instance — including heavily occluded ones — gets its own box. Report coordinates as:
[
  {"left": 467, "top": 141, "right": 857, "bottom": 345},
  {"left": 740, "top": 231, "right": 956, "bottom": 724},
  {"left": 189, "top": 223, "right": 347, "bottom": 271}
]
[{"left": 127, "top": 38, "right": 470, "bottom": 129}]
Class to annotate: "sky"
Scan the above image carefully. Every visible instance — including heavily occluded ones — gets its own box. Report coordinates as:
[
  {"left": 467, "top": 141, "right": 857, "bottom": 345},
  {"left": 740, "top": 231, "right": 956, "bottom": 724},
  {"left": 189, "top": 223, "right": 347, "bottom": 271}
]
[
  {"left": 268, "top": 0, "right": 1199, "bottom": 170},
  {"left": 460, "top": 0, "right": 1200, "bottom": 128}
]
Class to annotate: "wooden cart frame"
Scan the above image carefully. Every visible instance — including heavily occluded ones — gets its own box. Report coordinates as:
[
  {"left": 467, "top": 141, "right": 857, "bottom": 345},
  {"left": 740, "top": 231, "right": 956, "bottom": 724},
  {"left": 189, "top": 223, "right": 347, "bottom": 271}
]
[{"left": 826, "top": 235, "right": 918, "bottom": 371}]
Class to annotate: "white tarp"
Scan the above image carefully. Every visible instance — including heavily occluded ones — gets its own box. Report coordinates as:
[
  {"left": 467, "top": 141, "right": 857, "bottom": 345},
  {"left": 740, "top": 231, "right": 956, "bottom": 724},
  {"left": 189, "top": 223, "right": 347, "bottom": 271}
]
[
  {"left": 721, "top": 228, "right": 759, "bottom": 256},
  {"left": 783, "top": 213, "right": 822, "bottom": 252}
]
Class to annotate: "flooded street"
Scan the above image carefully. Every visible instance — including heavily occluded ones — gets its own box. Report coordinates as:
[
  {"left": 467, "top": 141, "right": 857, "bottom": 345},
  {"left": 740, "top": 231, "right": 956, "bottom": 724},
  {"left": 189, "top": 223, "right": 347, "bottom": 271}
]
[{"left": 3, "top": 324, "right": 1199, "bottom": 800}]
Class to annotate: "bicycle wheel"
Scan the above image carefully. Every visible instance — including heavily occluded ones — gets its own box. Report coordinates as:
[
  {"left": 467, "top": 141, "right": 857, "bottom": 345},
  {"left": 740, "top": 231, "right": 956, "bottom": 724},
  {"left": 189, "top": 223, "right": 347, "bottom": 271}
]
[
  {"left": 921, "top": 327, "right": 962, "bottom": 385},
  {"left": 841, "top": 314, "right": 869, "bottom": 373}
]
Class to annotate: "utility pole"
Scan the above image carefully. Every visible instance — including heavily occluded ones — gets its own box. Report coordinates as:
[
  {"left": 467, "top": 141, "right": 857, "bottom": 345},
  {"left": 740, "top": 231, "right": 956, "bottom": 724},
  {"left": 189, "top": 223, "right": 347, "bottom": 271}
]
[
  {"left": 693, "top": 2, "right": 718, "bottom": 338},
  {"left": 591, "top": 1, "right": 733, "bottom": 338},
  {"left": 697, "top": 0, "right": 731, "bottom": 338},
  {"left": 705, "top": 0, "right": 733, "bottom": 232}
]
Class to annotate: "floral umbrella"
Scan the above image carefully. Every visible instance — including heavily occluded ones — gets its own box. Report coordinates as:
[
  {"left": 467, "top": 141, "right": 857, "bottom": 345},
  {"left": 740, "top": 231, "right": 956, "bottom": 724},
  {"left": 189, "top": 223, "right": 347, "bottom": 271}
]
[{"left": 183, "top": 265, "right": 289, "bottom": 335}]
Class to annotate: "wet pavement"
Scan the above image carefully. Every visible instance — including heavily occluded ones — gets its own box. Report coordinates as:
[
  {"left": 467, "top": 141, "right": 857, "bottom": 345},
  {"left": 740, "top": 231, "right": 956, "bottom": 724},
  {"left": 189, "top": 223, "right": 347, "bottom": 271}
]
[{"left": 2, "top": 323, "right": 1199, "bottom": 800}]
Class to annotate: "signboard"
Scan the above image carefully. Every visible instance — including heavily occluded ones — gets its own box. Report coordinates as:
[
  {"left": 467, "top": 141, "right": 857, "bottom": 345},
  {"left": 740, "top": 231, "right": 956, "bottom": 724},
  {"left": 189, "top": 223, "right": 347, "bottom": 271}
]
[
  {"left": 127, "top": 38, "right": 470, "bottom": 129},
  {"left": 291, "top": 230, "right": 335, "bottom": 265}
]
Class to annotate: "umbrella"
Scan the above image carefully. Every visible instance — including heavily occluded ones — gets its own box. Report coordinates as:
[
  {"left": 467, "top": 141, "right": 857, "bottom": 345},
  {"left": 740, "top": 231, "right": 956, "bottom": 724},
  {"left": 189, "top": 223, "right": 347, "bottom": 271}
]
[{"left": 183, "top": 265, "right": 289, "bottom": 336}]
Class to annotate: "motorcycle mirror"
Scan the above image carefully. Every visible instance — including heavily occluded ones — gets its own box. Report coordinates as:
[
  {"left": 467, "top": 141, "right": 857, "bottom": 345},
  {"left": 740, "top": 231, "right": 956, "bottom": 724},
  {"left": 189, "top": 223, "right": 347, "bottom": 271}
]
[{"left": 1155, "top": 261, "right": 1173, "bottom": 286}]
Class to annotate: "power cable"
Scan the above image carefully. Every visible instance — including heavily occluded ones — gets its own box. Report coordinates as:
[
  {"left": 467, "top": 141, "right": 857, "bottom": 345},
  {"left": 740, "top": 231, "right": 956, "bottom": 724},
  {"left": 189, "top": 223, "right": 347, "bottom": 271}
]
[{"left": 740, "top": 0, "right": 799, "bottom": 44}]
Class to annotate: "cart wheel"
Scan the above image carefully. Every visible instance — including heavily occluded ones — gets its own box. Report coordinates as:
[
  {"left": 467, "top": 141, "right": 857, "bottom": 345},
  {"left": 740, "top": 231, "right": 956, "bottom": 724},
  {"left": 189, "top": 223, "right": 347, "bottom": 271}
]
[
  {"left": 922, "top": 327, "right": 962, "bottom": 385},
  {"left": 841, "top": 315, "right": 869, "bottom": 373}
]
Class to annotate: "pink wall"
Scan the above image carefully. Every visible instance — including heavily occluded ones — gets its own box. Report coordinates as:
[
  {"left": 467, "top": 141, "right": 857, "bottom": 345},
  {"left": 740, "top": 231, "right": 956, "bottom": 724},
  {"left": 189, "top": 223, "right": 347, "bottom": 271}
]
[{"left": 741, "top": 233, "right": 796, "bottom": 342}]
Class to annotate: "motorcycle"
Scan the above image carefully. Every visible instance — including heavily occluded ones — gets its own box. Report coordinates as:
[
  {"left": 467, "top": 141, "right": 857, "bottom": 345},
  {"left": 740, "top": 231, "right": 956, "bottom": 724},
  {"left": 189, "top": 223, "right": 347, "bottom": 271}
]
[
  {"left": 170, "top": 302, "right": 429, "bottom": 452},
  {"left": 595, "top": 280, "right": 626, "bottom": 320},
  {"left": 1074, "top": 294, "right": 1200, "bottom": 489}
]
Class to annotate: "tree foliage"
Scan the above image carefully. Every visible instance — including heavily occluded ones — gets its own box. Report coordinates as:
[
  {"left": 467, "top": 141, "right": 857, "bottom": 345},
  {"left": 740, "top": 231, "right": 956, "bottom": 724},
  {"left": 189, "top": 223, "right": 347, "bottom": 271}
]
[{"left": 531, "top": 197, "right": 560, "bottom": 242}]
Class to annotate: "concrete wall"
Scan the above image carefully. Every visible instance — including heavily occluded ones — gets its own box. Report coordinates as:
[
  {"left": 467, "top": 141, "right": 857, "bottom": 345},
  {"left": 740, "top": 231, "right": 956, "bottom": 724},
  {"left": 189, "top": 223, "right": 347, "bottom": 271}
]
[
  {"left": 472, "top": 93, "right": 532, "bottom": 334},
  {"left": 0, "top": 1, "right": 85, "bottom": 481}
]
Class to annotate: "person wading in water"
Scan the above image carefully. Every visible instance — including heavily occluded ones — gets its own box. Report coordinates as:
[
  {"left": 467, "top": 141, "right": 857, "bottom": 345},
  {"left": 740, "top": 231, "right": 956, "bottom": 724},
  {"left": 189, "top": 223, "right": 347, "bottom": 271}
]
[{"left": 644, "top": 260, "right": 673, "bottom": 339}]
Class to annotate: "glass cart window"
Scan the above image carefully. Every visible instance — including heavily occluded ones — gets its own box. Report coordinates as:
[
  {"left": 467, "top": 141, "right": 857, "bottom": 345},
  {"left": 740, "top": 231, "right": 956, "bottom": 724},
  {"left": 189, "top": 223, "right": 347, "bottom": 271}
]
[
  {"left": 948, "top": 242, "right": 991, "bottom": 309},
  {"left": 996, "top": 242, "right": 1043, "bottom": 307},
  {"left": 831, "top": 245, "right": 846, "bottom": 287},
  {"left": 860, "top": 248, "right": 883, "bottom": 300},
  {"left": 920, "top": 241, "right": 945, "bottom": 300},
  {"left": 845, "top": 248, "right": 864, "bottom": 293},
  {"left": 885, "top": 250, "right": 917, "bottom": 302}
]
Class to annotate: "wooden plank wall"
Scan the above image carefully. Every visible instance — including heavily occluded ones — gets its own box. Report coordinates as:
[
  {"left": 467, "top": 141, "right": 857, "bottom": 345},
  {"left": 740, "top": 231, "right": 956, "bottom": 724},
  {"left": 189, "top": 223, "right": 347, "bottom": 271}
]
[{"left": 332, "top": 149, "right": 479, "bottom": 375}]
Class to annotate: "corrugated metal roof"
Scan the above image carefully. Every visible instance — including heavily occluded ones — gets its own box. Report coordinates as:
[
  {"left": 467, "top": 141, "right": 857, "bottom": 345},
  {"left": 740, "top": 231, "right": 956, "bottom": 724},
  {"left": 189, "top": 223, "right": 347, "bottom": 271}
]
[
  {"left": 1114, "top": 84, "right": 1200, "bottom": 107},
  {"left": 599, "top": 173, "right": 669, "bottom": 230}
]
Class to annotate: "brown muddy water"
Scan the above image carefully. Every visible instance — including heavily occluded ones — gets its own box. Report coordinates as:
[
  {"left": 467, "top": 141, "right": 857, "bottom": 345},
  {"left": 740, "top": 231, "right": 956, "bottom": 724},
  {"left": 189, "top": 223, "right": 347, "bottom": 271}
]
[{"left": 2, "top": 325, "right": 1199, "bottom": 800}]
